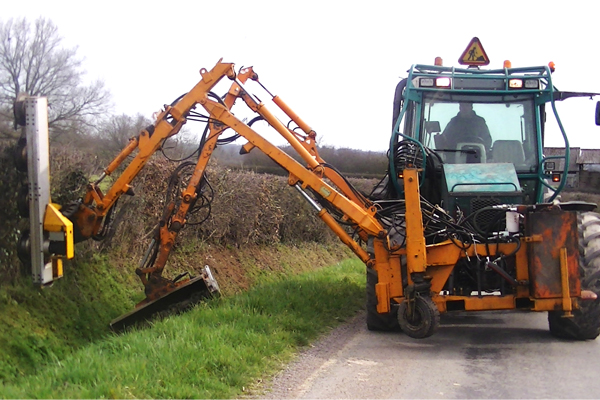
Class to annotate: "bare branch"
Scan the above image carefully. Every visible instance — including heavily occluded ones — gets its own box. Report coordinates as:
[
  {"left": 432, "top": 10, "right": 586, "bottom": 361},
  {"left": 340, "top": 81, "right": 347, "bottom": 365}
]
[{"left": 0, "top": 17, "right": 110, "bottom": 138}]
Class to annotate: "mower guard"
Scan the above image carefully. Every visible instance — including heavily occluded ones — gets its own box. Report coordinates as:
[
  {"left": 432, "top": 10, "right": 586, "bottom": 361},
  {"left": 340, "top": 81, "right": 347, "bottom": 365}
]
[{"left": 110, "top": 266, "right": 220, "bottom": 332}]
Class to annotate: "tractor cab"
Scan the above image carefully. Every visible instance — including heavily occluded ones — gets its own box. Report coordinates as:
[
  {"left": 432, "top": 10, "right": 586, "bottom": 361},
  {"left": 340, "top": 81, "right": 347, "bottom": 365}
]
[{"left": 386, "top": 38, "right": 596, "bottom": 220}]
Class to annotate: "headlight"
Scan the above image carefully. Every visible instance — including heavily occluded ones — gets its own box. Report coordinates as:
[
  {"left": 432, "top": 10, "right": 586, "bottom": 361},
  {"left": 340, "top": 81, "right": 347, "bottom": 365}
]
[
  {"left": 436, "top": 77, "right": 451, "bottom": 87},
  {"left": 509, "top": 79, "right": 523, "bottom": 88},
  {"left": 524, "top": 79, "right": 539, "bottom": 89},
  {"left": 419, "top": 78, "right": 434, "bottom": 87},
  {"left": 508, "top": 78, "right": 539, "bottom": 89},
  {"left": 418, "top": 77, "right": 451, "bottom": 88}
]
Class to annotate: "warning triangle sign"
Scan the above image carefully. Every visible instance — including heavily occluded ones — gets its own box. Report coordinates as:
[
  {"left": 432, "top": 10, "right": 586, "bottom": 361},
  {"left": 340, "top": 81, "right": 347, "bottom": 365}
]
[{"left": 459, "top": 37, "right": 490, "bottom": 66}]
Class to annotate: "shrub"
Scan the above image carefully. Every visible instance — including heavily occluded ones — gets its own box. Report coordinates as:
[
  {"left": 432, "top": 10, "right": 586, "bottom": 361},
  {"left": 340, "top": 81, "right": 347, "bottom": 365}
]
[{"left": 0, "top": 139, "right": 382, "bottom": 285}]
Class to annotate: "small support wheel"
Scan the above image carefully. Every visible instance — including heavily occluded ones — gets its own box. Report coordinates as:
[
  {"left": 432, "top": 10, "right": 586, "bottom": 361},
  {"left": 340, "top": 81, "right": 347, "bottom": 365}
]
[{"left": 397, "top": 295, "right": 440, "bottom": 339}]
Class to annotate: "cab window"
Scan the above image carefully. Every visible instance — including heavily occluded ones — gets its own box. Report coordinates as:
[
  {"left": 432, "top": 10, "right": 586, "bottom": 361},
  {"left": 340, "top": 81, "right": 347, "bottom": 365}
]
[{"left": 420, "top": 96, "right": 538, "bottom": 171}]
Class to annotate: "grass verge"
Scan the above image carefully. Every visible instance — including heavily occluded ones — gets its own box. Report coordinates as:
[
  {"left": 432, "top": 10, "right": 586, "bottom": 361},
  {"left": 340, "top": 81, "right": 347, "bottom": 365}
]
[
  {"left": 0, "top": 252, "right": 139, "bottom": 382},
  {"left": 0, "top": 258, "right": 366, "bottom": 399}
]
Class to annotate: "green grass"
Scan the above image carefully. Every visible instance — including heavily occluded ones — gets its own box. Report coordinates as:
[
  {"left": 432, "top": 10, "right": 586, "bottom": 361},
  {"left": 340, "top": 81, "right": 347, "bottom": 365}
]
[
  {"left": 0, "top": 259, "right": 366, "bottom": 399},
  {"left": 0, "top": 252, "right": 141, "bottom": 382}
]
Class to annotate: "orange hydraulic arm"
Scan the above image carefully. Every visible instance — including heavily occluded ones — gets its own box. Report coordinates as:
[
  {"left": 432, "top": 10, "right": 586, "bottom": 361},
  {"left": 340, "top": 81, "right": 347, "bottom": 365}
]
[
  {"left": 64, "top": 59, "right": 387, "bottom": 306},
  {"left": 246, "top": 81, "right": 375, "bottom": 213},
  {"left": 201, "top": 87, "right": 384, "bottom": 237},
  {"left": 133, "top": 67, "right": 261, "bottom": 304},
  {"left": 66, "top": 62, "right": 259, "bottom": 303},
  {"left": 68, "top": 61, "right": 236, "bottom": 242}
]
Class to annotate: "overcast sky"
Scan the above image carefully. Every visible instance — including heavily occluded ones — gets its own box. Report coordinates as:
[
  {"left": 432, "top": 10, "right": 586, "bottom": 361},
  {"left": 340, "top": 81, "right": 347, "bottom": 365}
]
[{"left": 3, "top": 0, "right": 600, "bottom": 151}]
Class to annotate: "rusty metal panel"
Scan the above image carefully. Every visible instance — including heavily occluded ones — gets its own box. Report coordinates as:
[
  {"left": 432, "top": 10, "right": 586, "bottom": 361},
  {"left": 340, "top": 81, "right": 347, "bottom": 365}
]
[{"left": 526, "top": 210, "right": 580, "bottom": 299}]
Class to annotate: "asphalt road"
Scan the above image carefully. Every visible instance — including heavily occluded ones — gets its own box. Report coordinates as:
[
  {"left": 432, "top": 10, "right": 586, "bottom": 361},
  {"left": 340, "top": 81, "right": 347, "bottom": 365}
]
[{"left": 258, "top": 310, "right": 600, "bottom": 399}]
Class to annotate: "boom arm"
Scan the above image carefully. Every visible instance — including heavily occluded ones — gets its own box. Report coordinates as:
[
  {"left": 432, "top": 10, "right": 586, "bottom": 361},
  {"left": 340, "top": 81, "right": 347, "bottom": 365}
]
[{"left": 59, "top": 59, "right": 385, "bottom": 305}]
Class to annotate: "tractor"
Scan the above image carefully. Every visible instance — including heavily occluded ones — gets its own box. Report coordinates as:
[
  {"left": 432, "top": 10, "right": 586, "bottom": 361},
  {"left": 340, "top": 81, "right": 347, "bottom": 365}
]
[{"left": 14, "top": 38, "right": 600, "bottom": 338}]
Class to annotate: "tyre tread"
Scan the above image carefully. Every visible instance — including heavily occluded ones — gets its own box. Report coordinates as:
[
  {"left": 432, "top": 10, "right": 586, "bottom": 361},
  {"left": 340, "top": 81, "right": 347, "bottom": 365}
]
[{"left": 549, "top": 212, "right": 600, "bottom": 340}]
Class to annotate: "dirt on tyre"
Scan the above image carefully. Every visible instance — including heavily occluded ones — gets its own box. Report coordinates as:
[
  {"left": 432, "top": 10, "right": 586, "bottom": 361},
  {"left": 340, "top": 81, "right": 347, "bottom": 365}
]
[
  {"left": 397, "top": 295, "right": 439, "bottom": 339},
  {"left": 548, "top": 211, "right": 600, "bottom": 340},
  {"left": 366, "top": 267, "right": 400, "bottom": 331}
]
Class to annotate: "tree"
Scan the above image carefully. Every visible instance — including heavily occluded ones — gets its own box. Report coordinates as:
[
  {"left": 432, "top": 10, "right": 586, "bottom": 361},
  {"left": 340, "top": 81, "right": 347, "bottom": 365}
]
[
  {"left": 92, "top": 113, "right": 150, "bottom": 163},
  {"left": 0, "top": 17, "right": 110, "bottom": 139}
]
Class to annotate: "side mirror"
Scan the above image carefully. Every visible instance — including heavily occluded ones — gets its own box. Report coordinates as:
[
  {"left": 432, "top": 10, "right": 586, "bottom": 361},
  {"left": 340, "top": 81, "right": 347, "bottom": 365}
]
[{"left": 596, "top": 101, "right": 600, "bottom": 126}]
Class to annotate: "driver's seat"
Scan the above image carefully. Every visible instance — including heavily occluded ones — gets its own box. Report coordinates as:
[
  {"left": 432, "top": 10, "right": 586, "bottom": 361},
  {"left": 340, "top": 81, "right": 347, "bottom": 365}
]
[
  {"left": 456, "top": 142, "right": 486, "bottom": 164},
  {"left": 492, "top": 140, "right": 525, "bottom": 165}
]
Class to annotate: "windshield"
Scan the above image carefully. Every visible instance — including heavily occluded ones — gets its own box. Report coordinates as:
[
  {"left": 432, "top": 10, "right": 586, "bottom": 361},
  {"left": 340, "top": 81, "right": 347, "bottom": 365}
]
[{"left": 420, "top": 96, "right": 538, "bottom": 171}]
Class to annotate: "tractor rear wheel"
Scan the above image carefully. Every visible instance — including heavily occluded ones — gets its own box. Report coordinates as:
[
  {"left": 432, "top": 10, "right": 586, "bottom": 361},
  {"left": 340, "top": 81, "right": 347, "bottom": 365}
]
[
  {"left": 366, "top": 267, "right": 400, "bottom": 331},
  {"left": 397, "top": 295, "right": 439, "bottom": 339},
  {"left": 548, "top": 212, "right": 600, "bottom": 340}
]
